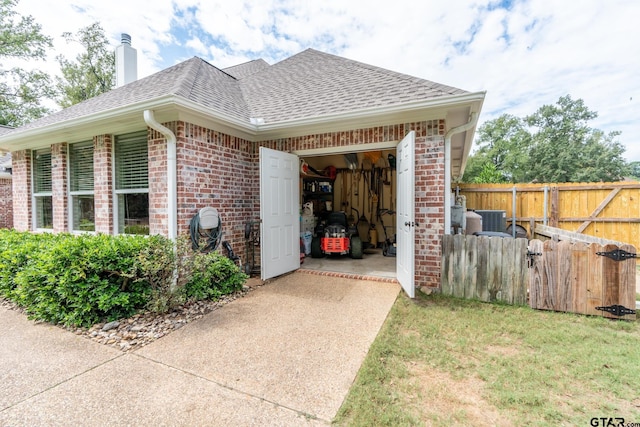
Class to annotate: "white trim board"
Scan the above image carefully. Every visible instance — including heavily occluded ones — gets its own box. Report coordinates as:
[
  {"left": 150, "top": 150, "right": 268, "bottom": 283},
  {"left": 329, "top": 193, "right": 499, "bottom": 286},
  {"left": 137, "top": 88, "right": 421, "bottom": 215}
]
[{"left": 293, "top": 140, "right": 398, "bottom": 157}]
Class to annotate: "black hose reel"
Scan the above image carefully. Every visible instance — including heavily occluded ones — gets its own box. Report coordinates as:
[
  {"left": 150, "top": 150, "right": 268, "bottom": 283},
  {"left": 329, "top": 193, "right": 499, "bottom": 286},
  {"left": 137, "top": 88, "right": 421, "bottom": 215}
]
[{"left": 189, "top": 207, "right": 223, "bottom": 252}]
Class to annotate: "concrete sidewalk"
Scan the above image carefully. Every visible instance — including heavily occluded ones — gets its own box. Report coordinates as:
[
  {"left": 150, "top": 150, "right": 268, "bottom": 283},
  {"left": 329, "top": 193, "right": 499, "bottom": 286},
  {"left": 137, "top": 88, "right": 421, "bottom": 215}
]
[{"left": 0, "top": 272, "right": 400, "bottom": 426}]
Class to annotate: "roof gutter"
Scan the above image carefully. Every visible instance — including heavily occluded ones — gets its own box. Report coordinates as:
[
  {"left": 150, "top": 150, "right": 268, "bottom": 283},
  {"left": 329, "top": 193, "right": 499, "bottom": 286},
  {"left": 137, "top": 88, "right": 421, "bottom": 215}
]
[
  {"left": 143, "top": 110, "right": 177, "bottom": 242},
  {"left": 0, "top": 91, "right": 485, "bottom": 151},
  {"left": 254, "top": 91, "right": 486, "bottom": 134},
  {"left": 444, "top": 111, "right": 478, "bottom": 235}
]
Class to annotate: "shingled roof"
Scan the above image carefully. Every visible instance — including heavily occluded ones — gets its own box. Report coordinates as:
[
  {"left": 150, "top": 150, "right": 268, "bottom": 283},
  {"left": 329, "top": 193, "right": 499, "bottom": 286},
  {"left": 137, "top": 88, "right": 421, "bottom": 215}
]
[
  {"left": 223, "top": 58, "right": 270, "bottom": 80},
  {"left": 6, "top": 48, "right": 469, "bottom": 136},
  {"left": 235, "top": 49, "right": 468, "bottom": 123},
  {"left": 13, "top": 57, "right": 250, "bottom": 132}
]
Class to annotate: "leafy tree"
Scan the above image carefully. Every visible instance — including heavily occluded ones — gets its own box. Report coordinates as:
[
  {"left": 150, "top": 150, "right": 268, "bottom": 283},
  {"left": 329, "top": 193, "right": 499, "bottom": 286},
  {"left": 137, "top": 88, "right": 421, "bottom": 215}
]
[
  {"left": 525, "top": 95, "right": 628, "bottom": 182},
  {"left": 462, "top": 114, "right": 530, "bottom": 183},
  {"left": 0, "top": 0, "right": 54, "bottom": 126},
  {"left": 462, "top": 95, "right": 629, "bottom": 183},
  {"left": 629, "top": 161, "right": 640, "bottom": 180},
  {"left": 55, "top": 22, "right": 114, "bottom": 108},
  {"left": 472, "top": 162, "right": 505, "bottom": 184}
]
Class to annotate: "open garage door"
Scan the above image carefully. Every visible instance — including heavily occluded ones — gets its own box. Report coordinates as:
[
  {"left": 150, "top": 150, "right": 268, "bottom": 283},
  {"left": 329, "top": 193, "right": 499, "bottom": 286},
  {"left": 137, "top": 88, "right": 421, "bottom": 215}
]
[
  {"left": 260, "top": 147, "right": 301, "bottom": 280},
  {"left": 260, "top": 147, "right": 300, "bottom": 280},
  {"left": 396, "top": 131, "right": 415, "bottom": 297}
]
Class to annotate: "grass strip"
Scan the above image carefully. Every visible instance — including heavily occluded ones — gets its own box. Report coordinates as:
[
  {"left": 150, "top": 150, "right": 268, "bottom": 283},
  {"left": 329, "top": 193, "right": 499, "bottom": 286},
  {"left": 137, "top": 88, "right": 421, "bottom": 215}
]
[{"left": 335, "top": 293, "right": 640, "bottom": 426}]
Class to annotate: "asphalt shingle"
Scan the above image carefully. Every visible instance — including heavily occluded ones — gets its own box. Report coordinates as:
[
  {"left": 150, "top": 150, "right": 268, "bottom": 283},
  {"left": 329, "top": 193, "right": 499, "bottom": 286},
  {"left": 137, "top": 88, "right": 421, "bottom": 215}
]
[
  {"left": 5, "top": 48, "right": 469, "bottom": 134},
  {"left": 223, "top": 59, "right": 270, "bottom": 80},
  {"left": 238, "top": 49, "right": 468, "bottom": 123},
  {"left": 10, "top": 58, "right": 248, "bottom": 133}
]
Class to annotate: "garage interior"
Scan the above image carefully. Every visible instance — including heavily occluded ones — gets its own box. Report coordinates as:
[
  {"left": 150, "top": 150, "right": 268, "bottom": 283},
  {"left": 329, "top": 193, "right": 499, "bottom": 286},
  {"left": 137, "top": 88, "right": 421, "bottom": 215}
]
[{"left": 298, "top": 149, "right": 397, "bottom": 279}]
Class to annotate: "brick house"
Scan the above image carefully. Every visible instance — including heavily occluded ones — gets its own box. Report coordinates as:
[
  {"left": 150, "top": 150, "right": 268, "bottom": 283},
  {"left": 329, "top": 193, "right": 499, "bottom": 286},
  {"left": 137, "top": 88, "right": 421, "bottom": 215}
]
[
  {"left": 0, "top": 123, "right": 13, "bottom": 229},
  {"left": 0, "top": 45, "right": 484, "bottom": 297},
  {"left": 0, "top": 151, "right": 11, "bottom": 229}
]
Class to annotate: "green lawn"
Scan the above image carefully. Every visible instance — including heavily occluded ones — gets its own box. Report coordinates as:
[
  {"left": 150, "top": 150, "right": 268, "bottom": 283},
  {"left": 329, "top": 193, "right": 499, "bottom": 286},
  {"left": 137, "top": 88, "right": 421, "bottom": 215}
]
[{"left": 335, "top": 292, "right": 640, "bottom": 426}]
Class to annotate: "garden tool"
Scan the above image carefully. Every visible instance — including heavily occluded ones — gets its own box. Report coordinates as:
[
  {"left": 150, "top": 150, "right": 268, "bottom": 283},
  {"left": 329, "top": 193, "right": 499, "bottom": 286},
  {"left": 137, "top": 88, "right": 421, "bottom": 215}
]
[{"left": 357, "top": 163, "right": 369, "bottom": 242}]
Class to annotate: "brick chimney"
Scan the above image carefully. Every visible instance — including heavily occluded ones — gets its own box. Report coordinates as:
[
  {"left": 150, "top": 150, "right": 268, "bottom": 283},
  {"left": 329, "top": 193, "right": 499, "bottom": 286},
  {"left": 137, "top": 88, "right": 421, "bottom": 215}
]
[{"left": 115, "top": 33, "right": 137, "bottom": 87}]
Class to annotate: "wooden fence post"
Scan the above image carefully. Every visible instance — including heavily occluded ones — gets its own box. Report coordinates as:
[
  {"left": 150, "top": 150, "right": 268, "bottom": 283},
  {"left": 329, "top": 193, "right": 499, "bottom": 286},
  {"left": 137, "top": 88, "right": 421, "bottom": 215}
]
[{"left": 550, "top": 186, "right": 559, "bottom": 227}]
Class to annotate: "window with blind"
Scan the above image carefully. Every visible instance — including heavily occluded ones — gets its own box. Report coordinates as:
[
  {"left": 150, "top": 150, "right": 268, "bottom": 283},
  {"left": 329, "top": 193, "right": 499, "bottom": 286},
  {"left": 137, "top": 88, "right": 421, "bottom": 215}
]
[
  {"left": 33, "top": 149, "right": 53, "bottom": 229},
  {"left": 69, "top": 141, "right": 95, "bottom": 231},
  {"left": 115, "top": 131, "right": 149, "bottom": 235}
]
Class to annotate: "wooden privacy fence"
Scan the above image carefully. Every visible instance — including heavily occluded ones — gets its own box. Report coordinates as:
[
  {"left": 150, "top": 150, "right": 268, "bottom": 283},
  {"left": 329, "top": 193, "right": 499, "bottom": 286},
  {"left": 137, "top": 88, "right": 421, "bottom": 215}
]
[
  {"left": 441, "top": 234, "right": 637, "bottom": 320},
  {"left": 441, "top": 234, "right": 529, "bottom": 305},
  {"left": 457, "top": 182, "right": 640, "bottom": 253},
  {"left": 528, "top": 239, "right": 636, "bottom": 320}
]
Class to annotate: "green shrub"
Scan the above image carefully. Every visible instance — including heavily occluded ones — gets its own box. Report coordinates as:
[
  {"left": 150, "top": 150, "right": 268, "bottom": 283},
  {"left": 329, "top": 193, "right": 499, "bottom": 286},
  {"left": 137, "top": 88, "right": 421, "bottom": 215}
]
[
  {"left": 137, "top": 235, "right": 185, "bottom": 313},
  {"left": 11, "top": 233, "right": 152, "bottom": 326},
  {"left": 147, "top": 235, "right": 248, "bottom": 307},
  {"left": 0, "top": 230, "right": 58, "bottom": 298},
  {"left": 0, "top": 230, "right": 247, "bottom": 327},
  {"left": 183, "top": 249, "right": 247, "bottom": 300}
]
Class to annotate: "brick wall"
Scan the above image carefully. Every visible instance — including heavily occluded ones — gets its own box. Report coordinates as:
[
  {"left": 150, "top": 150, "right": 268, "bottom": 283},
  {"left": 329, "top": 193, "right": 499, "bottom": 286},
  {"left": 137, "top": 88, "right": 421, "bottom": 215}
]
[
  {"left": 148, "top": 129, "right": 168, "bottom": 236},
  {"left": 51, "top": 143, "right": 68, "bottom": 232},
  {"left": 0, "top": 176, "right": 12, "bottom": 229},
  {"left": 8, "top": 118, "right": 447, "bottom": 290},
  {"left": 94, "top": 135, "right": 113, "bottom": 234},
  {"left": 172, "top": 122, "right": 256, "bottom": 260},
  {"left": 12, "top": 135, "right": 115, "bottom": 234},
  {"left": 170, "top": 119, "right": 446, "bottom": 289},
  {"left": 414, "top": 134, "right": 445, "bottom": 288},
  {"left": 11, "top": 150, "right": 31, "bottom": 231},
  {"left": 263, "top": 120, "right": 446, "bottom": 289}
]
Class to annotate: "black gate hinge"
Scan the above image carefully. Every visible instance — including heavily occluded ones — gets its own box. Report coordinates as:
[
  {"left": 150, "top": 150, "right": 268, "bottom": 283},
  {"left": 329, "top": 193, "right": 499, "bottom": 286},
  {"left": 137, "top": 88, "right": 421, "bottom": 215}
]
[
  {"left": 596, "top": 249, "right": 637, "bottom": 261},
  {"left": 595, "top": 305, "right": 636, "bottom": 317}
]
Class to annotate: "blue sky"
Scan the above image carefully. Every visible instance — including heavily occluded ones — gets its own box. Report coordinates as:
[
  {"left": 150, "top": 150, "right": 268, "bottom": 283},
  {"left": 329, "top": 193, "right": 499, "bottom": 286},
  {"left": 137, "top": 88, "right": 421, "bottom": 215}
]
[{"left": 15, "top": 0, "right": 640, "bottom": 162}]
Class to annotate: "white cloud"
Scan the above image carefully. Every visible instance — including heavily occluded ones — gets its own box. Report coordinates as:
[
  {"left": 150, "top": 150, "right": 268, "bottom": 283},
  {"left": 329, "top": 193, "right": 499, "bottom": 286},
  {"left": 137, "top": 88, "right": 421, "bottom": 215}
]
[
  {"left": 11, "top": 0, "right": 640, "bottom": 161},
  {"left": 184, "top": 37, "right": 208, "bottom": 57}
]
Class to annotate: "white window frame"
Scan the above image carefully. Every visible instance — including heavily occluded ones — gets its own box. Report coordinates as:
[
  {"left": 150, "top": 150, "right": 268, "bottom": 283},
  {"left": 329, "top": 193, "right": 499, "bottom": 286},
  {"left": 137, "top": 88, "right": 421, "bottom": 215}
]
[
  {"left": 68, "top": 140, "right": 95, "bottom": 233},
  {"left": 32, "top": 148, "right": 53, "bottom": 231},
  {"left": 113, "top": 131, "right": 149, "bottom": 235}
]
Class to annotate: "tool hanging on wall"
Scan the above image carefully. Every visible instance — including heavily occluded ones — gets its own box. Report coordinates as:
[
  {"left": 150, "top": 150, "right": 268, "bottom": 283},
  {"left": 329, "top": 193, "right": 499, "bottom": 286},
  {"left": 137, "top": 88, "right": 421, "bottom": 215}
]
[
  {"left": 367, "top": 166, "right": 379, "bottom": 248},
  {"left": 357, "top": 162, "right": 369, "bottom": 242},
  {"left": 343, "top": 153, "right": 358, "bottom": 170},
  {"left": 347, "top": 169, "right": 357, "bottom": 225},
  {"left": 388, "top": 153, "right": 396, "bottom": 212},
  {"left": 342, "top": 153, "right": 358, "bottom": 215},
  {"left": 364, "top": 150, "right": 382, "bottom": 166},
  {"left": 377, "top": 167, "right": 384, "bottom": 222},
  {"left": 370, "top": 167, "right": 378, "bottom": 224},
  {"left": 341, "top": 170, "right": 347, "bottom": 211}
]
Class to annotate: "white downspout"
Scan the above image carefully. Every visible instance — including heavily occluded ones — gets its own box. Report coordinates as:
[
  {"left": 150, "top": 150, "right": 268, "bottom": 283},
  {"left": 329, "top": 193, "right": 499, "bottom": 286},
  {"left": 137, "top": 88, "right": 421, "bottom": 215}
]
[
  {"left": 143, "top": 110, "right": 177, "bottom": 241},
  {"left": 444, "top": 112, "right": 478, "bottom": 235}
]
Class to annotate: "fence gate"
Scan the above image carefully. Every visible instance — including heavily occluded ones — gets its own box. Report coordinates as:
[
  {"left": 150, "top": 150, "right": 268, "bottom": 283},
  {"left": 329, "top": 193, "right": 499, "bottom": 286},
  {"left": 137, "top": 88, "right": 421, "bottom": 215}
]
[
  {"left": 441, "top": 234, "right": 529, "bottom": 305},
  {"left": 441, "top": 235, "right": 636, "bottom": 320},
  {"left": 528, "top": 240, "right": 636, "bottom": 320}
]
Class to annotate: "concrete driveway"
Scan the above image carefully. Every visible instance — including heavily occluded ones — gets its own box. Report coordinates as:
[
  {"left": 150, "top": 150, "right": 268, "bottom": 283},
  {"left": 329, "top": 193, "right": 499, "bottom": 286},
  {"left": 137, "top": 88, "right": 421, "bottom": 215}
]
[{"left": 0, "top": 272, "right": 399, "bottom": 426}]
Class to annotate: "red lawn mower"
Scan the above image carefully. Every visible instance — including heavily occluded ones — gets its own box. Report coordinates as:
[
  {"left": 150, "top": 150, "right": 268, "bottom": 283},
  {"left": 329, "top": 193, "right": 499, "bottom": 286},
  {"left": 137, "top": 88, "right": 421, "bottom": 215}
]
[{"left": 310, "top": 211, "right": 363, "bottom": 259}]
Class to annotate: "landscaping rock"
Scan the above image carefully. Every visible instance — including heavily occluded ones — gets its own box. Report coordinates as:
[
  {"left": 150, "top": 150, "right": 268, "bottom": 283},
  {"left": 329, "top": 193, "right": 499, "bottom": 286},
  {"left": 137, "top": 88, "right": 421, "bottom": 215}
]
[
  {"left": 102, "top": 321, "right": 120, "bottom": 331},
  {"left": 2, "top": 278, "right": 266, "bottom": 354},
  {"left": 420, "top": 286, "right": 433, "bottom": 296}
]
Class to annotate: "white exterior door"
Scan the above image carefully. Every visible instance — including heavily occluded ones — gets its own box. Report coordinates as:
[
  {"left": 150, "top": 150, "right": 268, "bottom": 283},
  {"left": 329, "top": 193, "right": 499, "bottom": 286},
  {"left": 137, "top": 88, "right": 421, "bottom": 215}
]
[
  {"left": 260, "top": 147, "right": 300, "bottom": 280},
  {"left": 396, "top": 131, "right": 415, "bottom": 298}
]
